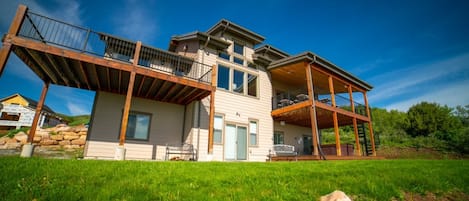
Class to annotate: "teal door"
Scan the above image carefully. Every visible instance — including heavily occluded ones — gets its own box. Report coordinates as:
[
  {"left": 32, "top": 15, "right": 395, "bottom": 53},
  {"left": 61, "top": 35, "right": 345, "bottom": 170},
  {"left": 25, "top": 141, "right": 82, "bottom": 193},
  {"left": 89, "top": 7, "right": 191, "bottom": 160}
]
[{"left": 236, "top": 126, "right": 247, "bottom": 160}]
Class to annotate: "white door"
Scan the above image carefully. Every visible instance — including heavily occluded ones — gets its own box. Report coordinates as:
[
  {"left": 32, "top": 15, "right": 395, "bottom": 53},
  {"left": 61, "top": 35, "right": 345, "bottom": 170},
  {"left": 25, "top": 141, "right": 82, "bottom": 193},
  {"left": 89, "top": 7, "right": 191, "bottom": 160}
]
[{"left": 224, "top": 124, "right": 247, "bottom": 160}]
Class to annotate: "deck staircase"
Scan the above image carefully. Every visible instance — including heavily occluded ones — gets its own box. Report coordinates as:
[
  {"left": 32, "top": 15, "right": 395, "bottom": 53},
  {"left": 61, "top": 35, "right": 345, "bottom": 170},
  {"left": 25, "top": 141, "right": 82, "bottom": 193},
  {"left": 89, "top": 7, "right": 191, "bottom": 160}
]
[{"left": 358, "top": 123, "right": 380, "bottom": 156}]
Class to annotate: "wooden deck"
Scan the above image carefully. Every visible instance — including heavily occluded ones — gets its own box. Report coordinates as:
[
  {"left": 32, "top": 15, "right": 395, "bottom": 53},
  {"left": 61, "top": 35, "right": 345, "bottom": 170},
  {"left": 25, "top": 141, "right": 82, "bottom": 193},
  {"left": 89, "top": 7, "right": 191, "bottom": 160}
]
[{"left": 269, "top": 155, "right": 385, "bottom": 161}]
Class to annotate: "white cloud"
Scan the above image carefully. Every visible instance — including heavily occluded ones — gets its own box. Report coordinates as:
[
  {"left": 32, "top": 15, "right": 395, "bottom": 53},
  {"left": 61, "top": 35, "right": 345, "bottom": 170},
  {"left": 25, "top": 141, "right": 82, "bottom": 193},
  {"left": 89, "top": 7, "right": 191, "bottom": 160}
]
[
  {"left": 66, "top": 102, "right": 90, "bottom": 116},
  {"left": 112, "top": 0, "right": 158, "bottom": 43},
  {"left": 368, "top": 52, "right": 469, "bottom": 103},
  {"left": 385, "top": 79, "right": 469, "bottom": 111}
]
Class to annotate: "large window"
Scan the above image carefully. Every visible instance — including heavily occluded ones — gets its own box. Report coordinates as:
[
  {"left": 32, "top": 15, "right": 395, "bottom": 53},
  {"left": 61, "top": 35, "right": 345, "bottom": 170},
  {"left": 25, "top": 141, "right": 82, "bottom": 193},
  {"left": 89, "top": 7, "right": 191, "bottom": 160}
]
[
  {"left": 249, "top": 120, "right": 258, "bottom": 146},
  {"left": 217, "top": 65, "right": 230, "bottom": 90},
  {"left": 213, "top": 115, "right": 223, "bottom": 144},
  {"left": 234, "top": 42, "right": 244, "bottom": 55},
  {"left": 125, "top": 111, "right": 151, "bottom": 140},
  {"left": 233, "top": 70, "right": 245, "bottom": 94},
  {"left": 247, "top": 74, "right": 257, "bottom": 97},
  {"left": 233, "top": 57, "right": 244, "bottom": 65},
  {"left": 274, "top": 131, "right": 284, "bottom": 145},
  {"left": 218, "top": 51, "right": 230, "bottom": 60},
  {"left": 0, "top": 112, "right": 20, "bottom": 121}
]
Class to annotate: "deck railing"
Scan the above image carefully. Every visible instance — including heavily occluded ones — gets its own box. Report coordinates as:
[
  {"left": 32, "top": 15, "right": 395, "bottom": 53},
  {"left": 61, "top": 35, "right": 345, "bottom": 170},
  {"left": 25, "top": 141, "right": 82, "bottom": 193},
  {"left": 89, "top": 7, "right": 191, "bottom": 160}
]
[
  {"left": 17, "top": 10, "right": 212, "bottom": 83},
  {"left": 273, "top": 88, "right": 367, "bottom": 117}
]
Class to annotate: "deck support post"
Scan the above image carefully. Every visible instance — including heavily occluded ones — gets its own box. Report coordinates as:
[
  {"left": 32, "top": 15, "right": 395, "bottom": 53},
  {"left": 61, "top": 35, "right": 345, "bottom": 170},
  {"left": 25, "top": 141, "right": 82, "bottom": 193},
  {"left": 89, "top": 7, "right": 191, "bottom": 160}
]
[
  {"left": 116, "top": 41, "right": 141, "bottom": 160},
  {"left": 207, "top": 65, "right": 217, "bottom": 154},
  {"left": 328, "top": 76, "right": 341, "bottom": 156},
  {"left": 0, "top": 5, "right": 27, "bottom": 77},
  {"left": 363, "top": 91, "right": 376, "bottom": 156},
  {"left": 305, "top": 63, "right": 319, "bottom": 156},
  {"left": 348, "top": 85, "right": 361, "bottom": 156},
  {"left": 21, "top": 81, "right": 49, "bottom": 157}
]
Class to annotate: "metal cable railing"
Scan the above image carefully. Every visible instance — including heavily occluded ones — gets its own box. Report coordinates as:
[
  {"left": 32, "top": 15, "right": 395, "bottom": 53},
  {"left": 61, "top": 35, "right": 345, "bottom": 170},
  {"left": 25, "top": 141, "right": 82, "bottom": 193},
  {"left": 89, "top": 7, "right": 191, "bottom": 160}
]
[{"left": 17, "top": 10, "right": 212, "bottom": 83}]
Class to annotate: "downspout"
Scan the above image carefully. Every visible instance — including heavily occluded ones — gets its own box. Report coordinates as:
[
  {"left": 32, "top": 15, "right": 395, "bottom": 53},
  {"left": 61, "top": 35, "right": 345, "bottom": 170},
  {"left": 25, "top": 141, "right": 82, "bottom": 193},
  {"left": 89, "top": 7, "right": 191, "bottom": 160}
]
[
  {"left": 181, "top": 104, "right": 187, "bottom": 143},
  {"left": 309, "top": 57, "right": 326, "bottom": 160}
]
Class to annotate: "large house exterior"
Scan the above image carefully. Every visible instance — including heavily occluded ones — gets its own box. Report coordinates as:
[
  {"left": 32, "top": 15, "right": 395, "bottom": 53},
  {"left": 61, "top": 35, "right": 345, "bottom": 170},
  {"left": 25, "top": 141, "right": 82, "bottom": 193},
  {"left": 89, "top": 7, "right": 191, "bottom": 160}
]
[
  {"left": 0, "top": 5, "right": 377, "bottom": 161},
  {"left": 0, "top": 93, "right": 64, "bottom": 130}
]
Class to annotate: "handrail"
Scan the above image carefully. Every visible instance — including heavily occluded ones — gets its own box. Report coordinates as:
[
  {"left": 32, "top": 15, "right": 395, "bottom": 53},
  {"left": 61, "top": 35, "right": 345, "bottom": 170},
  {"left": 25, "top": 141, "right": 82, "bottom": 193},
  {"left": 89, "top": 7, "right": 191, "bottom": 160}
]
[{"left": 17, "top": 10, "right": 212, "bottom": 83}]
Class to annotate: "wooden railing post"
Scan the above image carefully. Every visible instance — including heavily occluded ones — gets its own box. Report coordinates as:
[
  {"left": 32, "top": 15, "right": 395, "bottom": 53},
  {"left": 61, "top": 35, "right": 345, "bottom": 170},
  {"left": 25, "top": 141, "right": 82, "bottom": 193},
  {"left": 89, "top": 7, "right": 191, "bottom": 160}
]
[
  {"left": 0, "top": 5, "right": 28, "bottom": 76},
  {"left": 207, "top": 65, "right": 217, "bottom": 154},
  {"left": 328, "top": 76, "right": 341, "bottom": 156},
  {"left": 305, "top": 63, "right": 318, "bottom": 156},
  {"left": 348, "top": 85, "right": 361, "bottom": 156}
]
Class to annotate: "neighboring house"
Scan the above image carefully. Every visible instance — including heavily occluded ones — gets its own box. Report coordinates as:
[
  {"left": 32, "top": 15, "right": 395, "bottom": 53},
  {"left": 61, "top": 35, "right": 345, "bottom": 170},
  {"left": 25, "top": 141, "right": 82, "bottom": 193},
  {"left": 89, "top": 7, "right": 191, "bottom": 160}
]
[
  {"left": 0, "top": 5, "right": 377, "bottom": 161},
  {"left": 0, "top": 93, "right": 64, "bottom": 130}
]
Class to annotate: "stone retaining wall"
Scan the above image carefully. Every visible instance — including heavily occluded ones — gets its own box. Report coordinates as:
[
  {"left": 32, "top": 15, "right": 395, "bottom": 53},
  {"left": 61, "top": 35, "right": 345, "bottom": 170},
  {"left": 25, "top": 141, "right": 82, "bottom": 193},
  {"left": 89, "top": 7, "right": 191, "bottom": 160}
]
[{"left": 0, "top": 124, "right": 87, "bottom": 150}]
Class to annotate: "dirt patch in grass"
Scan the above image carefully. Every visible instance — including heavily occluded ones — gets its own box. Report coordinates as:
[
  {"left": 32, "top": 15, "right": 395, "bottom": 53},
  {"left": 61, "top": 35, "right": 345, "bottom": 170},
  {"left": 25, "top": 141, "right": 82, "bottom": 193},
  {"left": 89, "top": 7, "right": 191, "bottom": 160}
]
[{"left": 392, "top": 191, "right": 469, "bottom": 201}]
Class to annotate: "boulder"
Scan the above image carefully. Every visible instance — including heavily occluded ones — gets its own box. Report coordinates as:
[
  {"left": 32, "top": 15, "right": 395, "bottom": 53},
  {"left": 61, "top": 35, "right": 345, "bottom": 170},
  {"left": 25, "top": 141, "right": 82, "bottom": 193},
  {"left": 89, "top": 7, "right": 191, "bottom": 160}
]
[
  {"left": 0, "top": 137, "right": 7, "bottom": 145},
  {"left": 41, "top": 139, "right": 58, "bottom": 145},
  {"left": 63, "top": 135, "right": 79, "bottom": 140},
  {"left": 320, "top": 190, "right": 352, "bottom": 201},
  {"left": 78, "top": 131, "right": 88, "bottom": 136},
  {"left": 55, "top": 125, "right": 72, "bottom": 132},
  {"left": 50, "top": 134, "right": 64, "bottom": 141},
  {"left": 33, "top": 136, "right": 42, "bottom": 142},
  {"left": 35, "top": 130, "right": 49, "bottom": 137},
  {"left": 79, "top": 135, "right": 87, "bottom": 140},
  {"left": 71, "top": 139, "right": 86, "bottom": 145},
  {"left": 59, "top": 140, "right": 71, "bottom": 145},
  {"left": 60, "top": 131, "right": 79, "bottom": 136},
  {"left": 14, "top": 132, "right": 28, "bottom": 144}
]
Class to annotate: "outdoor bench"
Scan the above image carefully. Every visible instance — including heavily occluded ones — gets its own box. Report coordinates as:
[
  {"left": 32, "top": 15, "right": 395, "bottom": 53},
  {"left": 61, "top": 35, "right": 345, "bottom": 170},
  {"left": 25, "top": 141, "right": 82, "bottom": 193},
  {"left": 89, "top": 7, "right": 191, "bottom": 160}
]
[
  {"left": 165, "top": 143, "right": 196, "bottom": 161},
  {"left": 268, "top": 144, "right": 298, "bottom": 161}
]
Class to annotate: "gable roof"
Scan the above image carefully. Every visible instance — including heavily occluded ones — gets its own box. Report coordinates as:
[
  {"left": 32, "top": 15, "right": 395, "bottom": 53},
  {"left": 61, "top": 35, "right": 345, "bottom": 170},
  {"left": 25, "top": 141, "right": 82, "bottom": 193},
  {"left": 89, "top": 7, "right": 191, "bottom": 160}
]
[
  {"left": 0, "top": 93, "right": 55, "bottom": 114},
  {"left": 268, "top": 52, "right": 373, "bottom": 91},
  {"left": 207, "top": 19, "right": 265, "bottom": 45},
  {"left": 169, "top": 31, "right": 230, "bottom": 51}
]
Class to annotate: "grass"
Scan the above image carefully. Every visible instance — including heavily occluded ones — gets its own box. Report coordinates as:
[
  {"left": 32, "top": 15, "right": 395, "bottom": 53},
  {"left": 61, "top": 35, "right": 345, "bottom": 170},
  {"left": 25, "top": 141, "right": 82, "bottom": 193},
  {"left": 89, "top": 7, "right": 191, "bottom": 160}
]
[{"left": 0, "top": 157, "right": 467, "bottom": 201}]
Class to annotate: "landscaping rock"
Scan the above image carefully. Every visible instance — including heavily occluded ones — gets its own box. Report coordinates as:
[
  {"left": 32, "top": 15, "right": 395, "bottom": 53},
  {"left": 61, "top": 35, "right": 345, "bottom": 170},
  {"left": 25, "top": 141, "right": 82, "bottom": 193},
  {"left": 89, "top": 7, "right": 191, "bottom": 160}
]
[
  {"left": 71, "top": 139, "right": 86, "bottom": 145},
  {"left": 50, "top": 134, "right": 64, "bottom": 141},
  {"left": 33, "top": 136, "right": 42, "bottom": 142},
  {"left": 14, "top": 132, "right": 28, "bottom": 144},
  {"left": 41, "top": 139, "right": 58, "bottom": 145},
  {"left": 320, "top": 190, "right": 352, "bottom": 201},
  {"left": 59, "top": 140, "right": 71, "bottom": 145},
  {"left": 63, "top": 134, "right": 79, "bottom": 140},
  {"left": 0, "top": 137, "right": 7, "bottom": 145},
  {"left": 79, "top": 135, "right": 87, "bottom": 140}
]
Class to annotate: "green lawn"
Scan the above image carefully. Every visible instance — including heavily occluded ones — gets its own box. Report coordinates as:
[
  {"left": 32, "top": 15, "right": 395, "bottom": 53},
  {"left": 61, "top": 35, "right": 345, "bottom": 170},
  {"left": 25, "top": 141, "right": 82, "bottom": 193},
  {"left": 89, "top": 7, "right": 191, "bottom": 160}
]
[{"left": 0, "top": 157, "right": 467, "bottom": 201}]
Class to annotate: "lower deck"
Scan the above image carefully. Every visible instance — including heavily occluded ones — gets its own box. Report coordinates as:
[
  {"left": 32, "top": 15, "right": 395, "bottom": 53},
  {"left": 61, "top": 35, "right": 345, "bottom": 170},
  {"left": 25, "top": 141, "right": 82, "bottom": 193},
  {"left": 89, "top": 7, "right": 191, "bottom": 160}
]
[{"left": 269, "top": 155, "right": 385, "bottom": 161}]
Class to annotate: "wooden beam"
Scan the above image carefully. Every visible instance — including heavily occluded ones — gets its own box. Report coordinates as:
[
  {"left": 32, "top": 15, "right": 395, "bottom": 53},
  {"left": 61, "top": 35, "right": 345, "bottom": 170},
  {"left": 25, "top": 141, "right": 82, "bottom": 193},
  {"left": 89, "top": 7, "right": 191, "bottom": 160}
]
[
  {"left": 0, "top": 42, "right": 12, "bottom": 77},
  {"left": 91, "top": 63, "right": 101, "bottom": 90},
  {"left": 169, "top": 85, "right": 189, "bottom": 102},
  {"left": 328, "top": 75, "right": 336, "bottom": 107},
  {"left": 352, "top": 117, "right": 361, "bottom": 156},
  {"left": 312, "top": 64, "right": 367, "bottom": 93},
  {"left": 118, "top": 70, "right": 122, "bottom": 94},
  {"left": 77, "top": 61, "right": 91, "bottom": 90},
  {"left": 24, "top": 49, "right": 59, "bottom": 84},
  {"left": 136, "top": 75, "right": 145, "bottom": 97},
  {"left": 145, "top": 78, "right": 158, "bottom": 98},
  {"left": 161, "top": 83, "right": 178, "bottom": 101},
  {"left": 1, "top": 5, "right": 27, "bottom": 76},
  {"left": 271, "top": 100, "right": 312, "bottom": 117},
  {"left": 207, "top": 65, "right": 217, "bottom": 154},
  {"left": 363, "top": 91, "right": 376, "bottom": 156},
  {"left": 58, "top": 56, "right": 81, "bottom": 88},
  {"left": 106, "top": 67, "right": 111, "bottom": 91},
  {"left": 28, "top": 81, "right": 49, "bottom": 143},
  {"left": 348, "top": 85, "right": 355, "bottom": 113},
  {"left": 305, "top": 63, "right": 318, "bottom": 156},
  {"left": 119, "top": 71, "right": 136, "bottom": 145},
  {"left": 44, "top": 53, "right": 70, "bottom": 86},
  {"left": 333, "top": 111, "right": 341, "bottom": 156}
]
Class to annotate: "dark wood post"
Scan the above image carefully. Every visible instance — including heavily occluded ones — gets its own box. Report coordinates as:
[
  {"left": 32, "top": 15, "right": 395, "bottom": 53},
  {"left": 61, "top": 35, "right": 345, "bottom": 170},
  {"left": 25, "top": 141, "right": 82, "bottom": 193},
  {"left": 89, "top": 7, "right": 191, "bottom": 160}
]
[
  {"left": 207, "top": 64, "right": 217, "bottom": 154},
  {"left": 328, "top": 76, "right": 341, "bottom": 156},
  {"left": 305, "top": 63, "right": 319, "bottom": 156},
  {"left": 28, "top": 81, "right": 50, "bottom": 142},
  {"left": 348, "top": 85, "right": 361, "bottom": 156},
  {"left": 0, "top": 5, "right": 27, "bottom": 76}
]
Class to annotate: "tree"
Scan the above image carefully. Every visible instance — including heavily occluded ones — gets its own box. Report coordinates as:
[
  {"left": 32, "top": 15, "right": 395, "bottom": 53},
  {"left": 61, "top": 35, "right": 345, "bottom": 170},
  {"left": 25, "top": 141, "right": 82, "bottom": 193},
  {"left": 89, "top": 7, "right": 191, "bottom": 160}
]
[{"left": 406, "top": 102, "right": 460, "bottom": 138}]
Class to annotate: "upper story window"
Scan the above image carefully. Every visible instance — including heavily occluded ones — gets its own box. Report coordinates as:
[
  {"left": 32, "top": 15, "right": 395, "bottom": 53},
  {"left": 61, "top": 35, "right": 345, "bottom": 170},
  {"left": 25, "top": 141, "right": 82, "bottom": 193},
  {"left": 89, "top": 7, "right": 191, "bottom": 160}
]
[
  {"left": 217, "top": 65, "right": 230, "bottom": 90},
  {"left": 217, "top": 65, "right": 258, "bottom": 98},
  {"left": 218, "top": 51, "right": 230, "bottom": 60},
  {"left": 233, "top": 42, "right": 244, "bottom": 55},
  {"left": 233, "top": 57, "right": 244, "bottom": 65}
]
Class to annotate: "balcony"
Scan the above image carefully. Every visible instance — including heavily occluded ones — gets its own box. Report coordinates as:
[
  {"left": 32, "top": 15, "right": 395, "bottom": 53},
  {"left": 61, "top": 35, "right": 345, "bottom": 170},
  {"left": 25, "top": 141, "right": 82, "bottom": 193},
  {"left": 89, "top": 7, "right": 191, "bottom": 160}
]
[{"left": 3, "top": 8, "right": 214, "bottom": 105}]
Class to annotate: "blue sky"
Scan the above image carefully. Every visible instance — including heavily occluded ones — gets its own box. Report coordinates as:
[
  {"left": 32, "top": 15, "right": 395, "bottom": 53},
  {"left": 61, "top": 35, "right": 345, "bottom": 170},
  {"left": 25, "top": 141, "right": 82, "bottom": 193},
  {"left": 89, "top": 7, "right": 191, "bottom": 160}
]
[{"left": 1, "top": 0, "right": 468, "bottom": 116}]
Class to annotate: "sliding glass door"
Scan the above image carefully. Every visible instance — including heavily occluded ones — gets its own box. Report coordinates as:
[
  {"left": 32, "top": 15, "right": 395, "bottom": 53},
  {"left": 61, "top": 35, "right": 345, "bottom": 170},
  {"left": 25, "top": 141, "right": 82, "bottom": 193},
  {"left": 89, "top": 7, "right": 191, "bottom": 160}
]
[{"left": 224, "top": 124, "right": 247, "bottom": 160}]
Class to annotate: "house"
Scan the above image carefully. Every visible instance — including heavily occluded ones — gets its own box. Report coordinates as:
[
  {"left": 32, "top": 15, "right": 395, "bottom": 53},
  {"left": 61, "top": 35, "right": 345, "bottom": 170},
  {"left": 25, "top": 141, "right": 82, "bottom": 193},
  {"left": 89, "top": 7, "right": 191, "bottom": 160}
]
[
  {"left": 0, "top": 5, "right": 377, "bottom": 160},
  {"left": 0, "top": 93, "right": 64, "bottom": 130}
]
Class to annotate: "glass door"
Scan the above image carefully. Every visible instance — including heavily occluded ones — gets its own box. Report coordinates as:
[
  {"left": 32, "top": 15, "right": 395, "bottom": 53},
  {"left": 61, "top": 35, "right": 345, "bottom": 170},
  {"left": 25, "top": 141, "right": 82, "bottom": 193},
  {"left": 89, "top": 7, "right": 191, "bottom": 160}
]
[{"left": 224, "top": 124, "right": 247, "bottom": 160}]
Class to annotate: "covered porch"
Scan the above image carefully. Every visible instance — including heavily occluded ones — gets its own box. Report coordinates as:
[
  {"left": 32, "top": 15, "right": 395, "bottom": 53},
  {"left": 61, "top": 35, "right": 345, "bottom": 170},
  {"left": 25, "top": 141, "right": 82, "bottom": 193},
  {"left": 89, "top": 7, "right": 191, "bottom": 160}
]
[
  {"left": 269, "top": 53, "right": 377, "bottom": 158},
  {"left": 0, "top": 5, "right": 217, "bottom": 159}
]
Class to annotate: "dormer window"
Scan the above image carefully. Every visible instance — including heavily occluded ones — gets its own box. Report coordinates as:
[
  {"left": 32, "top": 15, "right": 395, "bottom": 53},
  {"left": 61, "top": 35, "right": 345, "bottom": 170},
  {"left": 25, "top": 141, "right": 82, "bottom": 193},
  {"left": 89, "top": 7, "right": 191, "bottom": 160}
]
[{"left": 234, "top": 42, "right": 244, "bottom": 55}]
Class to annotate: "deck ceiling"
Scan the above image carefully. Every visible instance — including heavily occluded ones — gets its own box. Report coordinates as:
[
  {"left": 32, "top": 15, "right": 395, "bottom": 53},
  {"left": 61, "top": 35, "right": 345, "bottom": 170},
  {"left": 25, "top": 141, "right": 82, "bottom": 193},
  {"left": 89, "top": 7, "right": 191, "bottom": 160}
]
[
  {"left": 12, "top": 45, "right": 211, "bottom": 105},
  {"left": 270, "top": 61, "right": 358, "bottom": 94}
]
